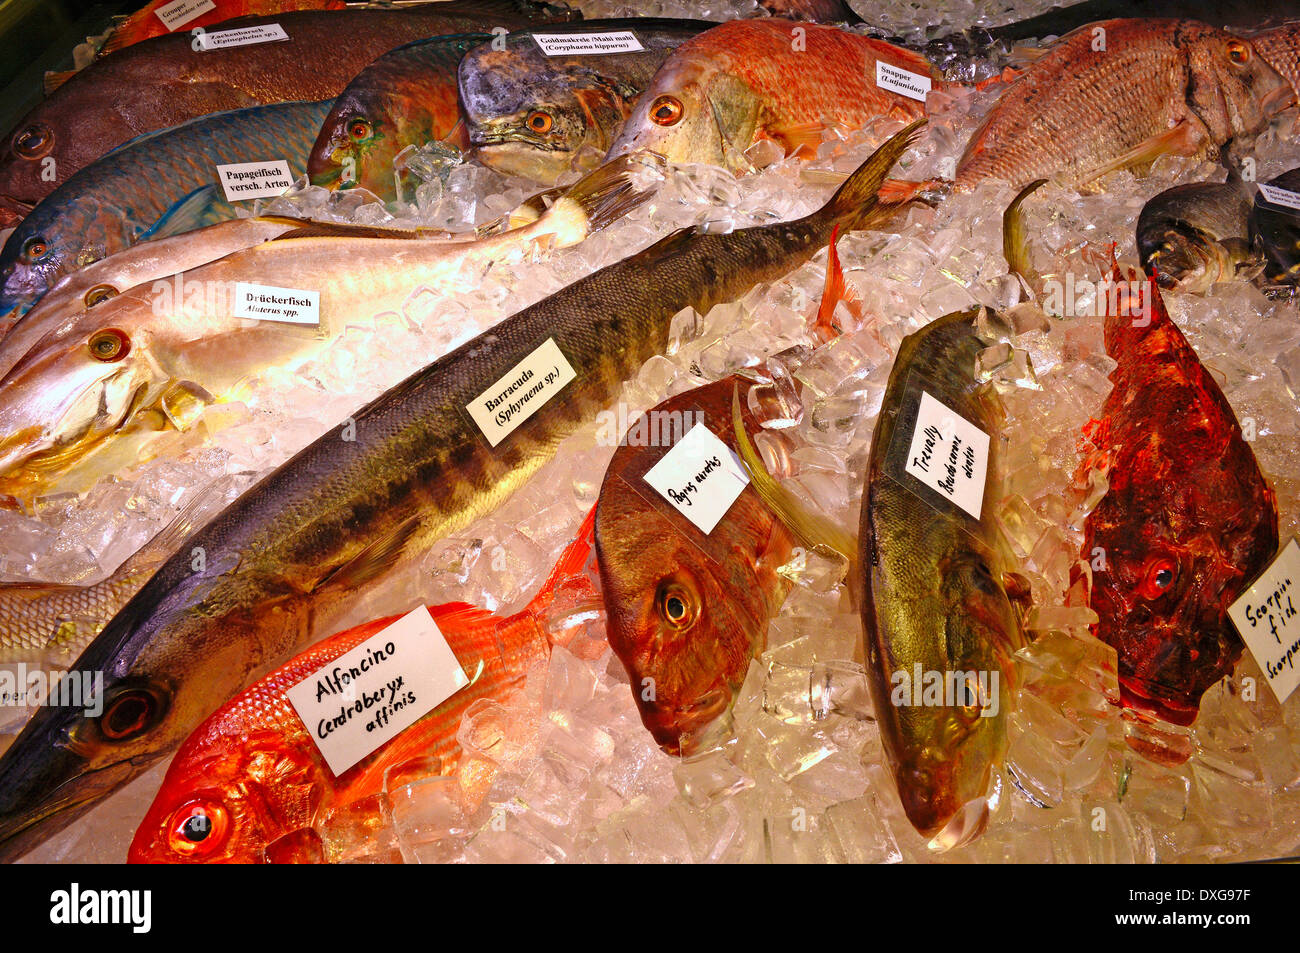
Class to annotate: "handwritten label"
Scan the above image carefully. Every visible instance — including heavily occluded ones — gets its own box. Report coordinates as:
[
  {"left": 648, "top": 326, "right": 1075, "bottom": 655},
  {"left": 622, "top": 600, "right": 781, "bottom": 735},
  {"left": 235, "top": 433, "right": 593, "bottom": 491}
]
[
  {"left": 216, "top": 160, "right": 293, "bottom": 201},
  {"left": 233, "top": 282, "right": 320, "bottom": 325},
  {"left": 1229, "top": 539, "right": 1300, "bottom": 704},
  {"left": 531, "top": 31, "right": 644, "bottom": 55},
  {"left": 467, "top": 338, "right": 576, "bottom": 447},
  {"left": 285, "top": 607, "right": 469, "bottom": 776},
  {"left": 876, "top": 61, "right": 932, "bottom": 102},
  {"left": 1258, "top": 182, "right": 1300, "bottom": 212},
  {"left": 155, "top": 0, "right": 215, "bottom": 30},
  {"left": 642, "top": 423, "right": 750, "bottom": 535},
  {"left": 192, "top": 22, "right": 289, "bottom": 51},
  {"left": 903, "top": 391, "right": 990, "bottom": 520}
]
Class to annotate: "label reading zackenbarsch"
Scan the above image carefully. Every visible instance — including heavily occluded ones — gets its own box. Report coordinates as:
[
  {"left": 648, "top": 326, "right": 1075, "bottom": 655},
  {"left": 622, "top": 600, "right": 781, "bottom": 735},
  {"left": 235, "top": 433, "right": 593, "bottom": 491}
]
[
  {"left": 192, "top": 22, "right": 289, "bottom": 51},
  {"left": 216, "top": 160, "right": 293, "bottom": 201},
  {"left": 1257, "top": 183, "right": 1300, "bottom": 212},
  {"left": 643, "top": 423, "right": 750, "bottom": 535},
  {"left": 467, "top": 338, "right": 576, "bottom": 447},
  {"left": 155, "top": 0, "right": 215, "bottom": 30},
  {"left": 285, "top": 606, "right": 469, "bottom": 776},
  {"left": 233, "top": 282, "right": 320, "bottom": 325},
  {"left": 1229, "top": 538, "right": 1300, "bottom": 704},
  {"left": 903, "top": 391, "right": 990, "bottom": 520},
  {"left": 532, "top": 31, "right": 644, "bottom": 55},
  {"left": 876, "top": 61, "right": 931, "bottom": 102}
]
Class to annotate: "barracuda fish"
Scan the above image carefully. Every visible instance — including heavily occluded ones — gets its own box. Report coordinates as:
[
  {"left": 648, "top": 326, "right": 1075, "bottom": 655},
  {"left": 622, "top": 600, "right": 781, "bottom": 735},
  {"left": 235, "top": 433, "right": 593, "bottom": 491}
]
[
  {"left": 1137, "top": 178, "right": 1261, "bottom": 292},
  {"left": 0, "top": 122, "right": 921, "bottom": 861},
  {"left": 98, "top": 0, "right": 347, "bottom": 54},
  {"left": 0, "top": 156, "right": 654, "bottom": 510},
  {"left": 460, "top": 18, "right": 711, "bottom": 185},
  {"left": 1249, "top": 167, "right": 1300, "bottom": 286},
  {"left": 0, "top": 99, "right": 335, "bottom": 327},
  {"left": 128, "top": 511, "right": 600, "bottom": 864},
  {"left": 595, "top": 376, "right": 797, "bottom": 757}
]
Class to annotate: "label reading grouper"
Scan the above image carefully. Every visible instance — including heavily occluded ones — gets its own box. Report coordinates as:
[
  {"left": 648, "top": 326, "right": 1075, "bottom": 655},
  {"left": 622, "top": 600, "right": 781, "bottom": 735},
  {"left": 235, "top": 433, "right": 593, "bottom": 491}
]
[
  {"left": 1229, "top": 538, "right": 1300, "bottom": 704},
  {"left": 192, "top": 22, "right": 289, "bottom": 50},
  {"left": 467, "top": 338, "right": 576, "bottom": 447},
  {"left": 876, "top": 61, "right": 931, "bottom": 102},
  {"left": 216, "top": 160, "right": 293, "bottom": 201},
  {"left": 903, "top": 391, "right": 990, "bottom": 520},
  {"left": 1257, "top": 183, "right": 1300, "bottom": 212},
  {"left": 532, "top": 31, "right": 644, "bottom": 56},
  {"left": 643, "top": 423, "right": 750, "bottom": 535},
  {"left": 285, "top": 607, "right": 469, "bottom": 776},
  {"left": 233, "top": 282, "right": 319, "bottom": 325},
  {"left": 155, "top": 0, "right": 215, "bottom": 30}
]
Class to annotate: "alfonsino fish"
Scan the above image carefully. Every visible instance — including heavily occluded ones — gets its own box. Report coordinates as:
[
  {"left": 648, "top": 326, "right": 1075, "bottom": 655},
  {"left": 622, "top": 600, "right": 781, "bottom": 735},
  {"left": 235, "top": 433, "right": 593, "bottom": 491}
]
[
  {"left": 954, "top": 19, "right": 1293, "bottom": 191},
  {"left": 98, "top": 0, "right": 347, "bottom": 54},
  {"left": 0, "top": 123, "right": 920, "bottom": 861},
  {"left": 460, "top": 19, "right": 711, "bottom": 185},
  {"left": 595, "top": 376, "right": 797, "bottom": 756},
  {"left": 1076, "top": 265, "right": 1278, "bottom": 730},
  {"left": 605, "top": 19, "right": 938, "bottom": 172},
  {"left": 0, "top": 155, "right": 653, "bottom": 509},
  {"left": 1136, "top": 178, "right": 1260, "bottom": 292},
  {"left": 129, "top": 512, "right": 599, "bottom": 863},
  {"left": 736, "top": 308, "right": 1028, "bottom": 847}
]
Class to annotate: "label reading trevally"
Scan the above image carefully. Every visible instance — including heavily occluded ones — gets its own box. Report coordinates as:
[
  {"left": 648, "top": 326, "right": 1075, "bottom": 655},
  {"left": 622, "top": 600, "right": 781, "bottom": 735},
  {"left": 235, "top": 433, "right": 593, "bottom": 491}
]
[
  {"left": 467, "top": 337, "right": 576, "bottom": 447},
  {"left": 1257, "top": 182, "right": 1300, "bottom": 212},
  {"left": 233, "top": 282, "right": 320, "bottom": 325},
  {"left": 192, "top": 22, "right": 289, "bottom": 51},
  {"left": 532, "top": 31, "right": 644, "bottom": 56},
  {"left": 643, "top": 423, "right": 750, "bottom": 535},
  {"left": 876, "top": 61, "right": 932, "bottom": 102},
  {"left": 1229, "top": 538, "right": 1300, "bottom": 704},
  {"left": 285, "top": 606, "right": 469, "bottom": 777},
  {"left": 903, "top": 391, "right": 990, "bottom": 520},
  {"left": 216, "top": 160, "right": 293, "bottom": 201},
  {"left": 155, "top": 0, "right": 215, "bottom": 30}
]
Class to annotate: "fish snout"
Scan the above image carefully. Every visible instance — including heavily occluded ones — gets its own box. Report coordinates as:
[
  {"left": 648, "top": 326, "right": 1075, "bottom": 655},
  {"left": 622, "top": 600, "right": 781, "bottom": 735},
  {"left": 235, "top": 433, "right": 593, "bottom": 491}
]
[{"left": 645, "top": 686, "right": 732, "bottom": 756}]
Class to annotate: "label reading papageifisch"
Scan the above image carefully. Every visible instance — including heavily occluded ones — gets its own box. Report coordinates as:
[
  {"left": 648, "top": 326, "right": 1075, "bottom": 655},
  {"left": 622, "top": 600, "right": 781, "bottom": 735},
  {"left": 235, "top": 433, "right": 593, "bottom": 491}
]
[
  {"left": 467, "top": 338, "right": 576, "bottom": 447},
  {"left": 1258, "top": 183, "right": 1300, "bottom": 212},
  {"left": 1229, "top": 538, "right": 1300, "bottom": 704},
  {"left": 903, "top": 391, "right": 990, "bottom": 520},
  {"left": 233, "top": 282, "right": 319, "bottom": 325},
  {"left": 532, "top": 31, "right": 644, "bottom": 55},
  {"left": 285, "top": 607, "right": 469, "bottom": 776},
  {"left": 642, "top": 423, "right": 750, "bottom": 535},
  {"left": 876, "top": 61, "right": 931, "bottom": 102},
  {"left": 215, "top": 160, "right": 293, "bottom": 201},
  {"left": 156, "top": 0, "right": 215, "bottom": 30},
  {"left": 192, "top": 22, "right": 288, "bottom": 50}
]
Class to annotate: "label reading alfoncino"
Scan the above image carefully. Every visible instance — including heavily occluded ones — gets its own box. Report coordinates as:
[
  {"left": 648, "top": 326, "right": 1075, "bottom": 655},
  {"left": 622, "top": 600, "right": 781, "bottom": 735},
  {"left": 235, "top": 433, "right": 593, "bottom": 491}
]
[
  {"left": 467, "top": 337, "right": 576, "bottom": 447},
  {"left": 233, "top": 282, "right": 320, "bottom": 325},
  {"left": 875, "top": 61, "right": 932, "bottom": 102},
  {"left": 902, "top": 391, "right": 990, "bottom": 520},
  {"left": 155, "top": 0, "right": 215, "bottom": 30},
  {"left": 192, "top": 22, "right": 289, "bottom": 51},
  {"left": 643, "top": 424, "right": 750, "bottom": 535},
  {"left": 1229, "top": 538, "right": 1300, "bottom": 704},
  {"left": 532, "top": 31, "right": 644, "bottom": 55},
  {"left": 215, "top": 160, "right": 293, "bottom": 201}
]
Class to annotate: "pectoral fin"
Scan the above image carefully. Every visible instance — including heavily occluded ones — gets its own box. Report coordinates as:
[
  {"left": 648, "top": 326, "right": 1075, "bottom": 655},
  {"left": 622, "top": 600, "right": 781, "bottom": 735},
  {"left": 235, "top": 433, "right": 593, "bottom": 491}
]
[{"left": 315, "top": 517, "right": 423, "bottom": 594}]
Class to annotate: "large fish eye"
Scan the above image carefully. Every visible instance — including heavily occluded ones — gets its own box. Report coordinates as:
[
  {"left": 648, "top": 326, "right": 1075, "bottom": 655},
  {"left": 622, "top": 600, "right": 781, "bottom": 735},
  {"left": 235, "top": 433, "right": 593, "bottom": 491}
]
[
  {"left": 1138, "top": 557, "right": 1178, "bottom": 599},
  {"left": 167, "top": 800, "right": 230, "bottom": 857},
  {"left": 657, "top": 582, "right": 696, "bottom": 629},
  {"left": 99, "top": 689, "right": 157, "bottom": 740},
  {"left": 12, "top": 123, "right": 52, "bottom": 160},
  {"left": 1227, "top": 40, "right": 1251, "bottom": 65},
  {"left": 22, "top": 237, "right": 47, "bottom": 262},
  {"left": 88, "top": 328, "right": 130, "bottom": 362},
  {"left": 526, "top": 110, "right": 553, "bottom": 134},
  {"left": 649, "top": 95, "right": 684, "bottom": 127},
  {"left": 347, "top": 118, "right": 372, "bottom": 141},
  {"left": 84, "top": 284, "right": 118, "bottom": 308}
]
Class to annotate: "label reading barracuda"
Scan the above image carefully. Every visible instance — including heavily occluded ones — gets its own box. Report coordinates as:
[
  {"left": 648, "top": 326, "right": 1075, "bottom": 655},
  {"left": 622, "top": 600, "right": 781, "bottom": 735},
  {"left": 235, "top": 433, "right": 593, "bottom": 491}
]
[
  {"left": 233, "top": 282, "right": 319, "bottom": 325},
  {"left": 643, "top": 424, "right": 750, "bottom": 535},
  {"left": 1229, "top": 538, "right": 1300, "bottom": 704},
  {"left": 467, "top": 338, "right": 576, "bottom": 447},
  {"left": 216, "top": 160, "right": 293, "bottom": 201},
  {"left": 286, "top": 607, "right": 469, "bottom": 776},
  {"left": 1257, "top": 183, "right": 1300, "bottom": 212},
  {"left": 155, "top": 0, "right": 215, "bottom": 30},
  {"left": 876, "top": 61, "right": 931, "bottom": 102},
  {"left": 191, "top": 22, "right": 289, "bottom": 51},
  {"left": 532, "top": 31, "right": 644, "bottom": 56},
  {"left": 903, "top": 391, "right": 990, "bottom": 520}
]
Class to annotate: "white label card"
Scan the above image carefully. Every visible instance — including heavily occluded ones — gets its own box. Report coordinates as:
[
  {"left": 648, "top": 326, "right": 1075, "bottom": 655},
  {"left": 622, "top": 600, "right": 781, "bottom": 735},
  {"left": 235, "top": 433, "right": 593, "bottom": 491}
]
[
  {"left": 467, "top": 337, "right": 576, "bottom": 447},
  {"left": 643, "top": 423, "right": 750, "bottom": 535},
  {"left": 192, "top": 22, "right": 289, "bottom": 50},
  {"left": 1229, "top": 538, "right": 1300, "bottom": 705},
  {"left": 286, "top": 606, "right": 469, "bottom": 777},
  {"left": 903, "top": 391, "right": 990, "bottom": 520},
  {"left": 155, "top": 0, "right": 215, "bottom": 30},
  {"left": 532, "top": 31, "right": 644, "bottom": 55},
  {"left": 216, "top": 159, "right": 293, "bottom": 201},
  {"left": 1257, "top": 182, "right": 1300, "bottom": 212},
  {"left": 876, "top": 61, "right": 932, "bottom": 102},
  {"left": 233, "top": 282, "right": 320, "bottom": 325}
]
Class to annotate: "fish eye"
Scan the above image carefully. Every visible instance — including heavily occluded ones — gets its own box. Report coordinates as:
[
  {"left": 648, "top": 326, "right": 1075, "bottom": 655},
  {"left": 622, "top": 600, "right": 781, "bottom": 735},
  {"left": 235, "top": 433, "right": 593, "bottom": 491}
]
[
  {"left": 1138, "top": 557, "right": 1178, "bottom": 599},
  {"left": 88, "top": 328, "right": 130, "bottom": 362},
  {"left": 167, "top": 800, "right": 230, "bottom": 857},
  {"left": 12, "top": 123, "right": 52, "bottom": 160},
  {"left": 99, "top": 689, "right": 157, "bottom": 740},
  {"left": 84, "top": 284, "right": 118, "bottom": 308},
  {"left": 657, "top": 582, "right": 696, "bottom": 629},
  {"left": 22, "top": 237, "right": 47, "bottom": 262},
  {"left": 526, "top": 110, "right": 553, "bottom": 134},
  {"left": 1227, "top": 40, "right": 1251, "bottom": 65},
  {"left": 649, "top": 95, "right": 684, "bottom": 127},
  {"left": 347, "top": 118, "right": 372, "bottom": 141}
]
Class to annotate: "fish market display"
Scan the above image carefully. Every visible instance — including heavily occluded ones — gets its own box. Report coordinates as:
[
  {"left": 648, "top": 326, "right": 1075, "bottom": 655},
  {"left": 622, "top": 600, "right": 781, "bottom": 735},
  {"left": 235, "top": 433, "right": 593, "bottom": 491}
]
[
  {"left": 1136, "top": 178, "right": 1258, "bottom": 292},
  {"left": 460, "top": 18, "right": 712, "bottom": 185},
  {"left": 1249, "top": 167, "right": 1300, "bottom": 286},
  {"left": 99, "top": 0, "right": 347, "bottom": 54}
]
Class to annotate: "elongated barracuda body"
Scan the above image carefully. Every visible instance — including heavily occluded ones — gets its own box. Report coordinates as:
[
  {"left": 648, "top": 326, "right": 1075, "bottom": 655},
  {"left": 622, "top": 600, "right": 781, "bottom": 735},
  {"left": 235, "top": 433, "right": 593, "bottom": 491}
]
[{"left": 0, "top": 123, "right": 922, "bottom": 861}]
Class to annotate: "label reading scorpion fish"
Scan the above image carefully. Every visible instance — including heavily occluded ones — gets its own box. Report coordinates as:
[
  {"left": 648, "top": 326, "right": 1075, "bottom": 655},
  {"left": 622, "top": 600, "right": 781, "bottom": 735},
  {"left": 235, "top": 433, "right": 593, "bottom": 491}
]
[
  {"left": 532, "top": 32, "right": 644, "bottom": 56},
  {"left": 1229, "top": 538, "right": 1300, "bottom": 704},
  {"left": 155, "top": 0, "right": 215, "bottom": 30},
  {"left": 875, "top": 61, "right": 931, "bottom": 103},
  {"left": 285, "top": 606, "right": 469, "bottom": 776},
  {"left": 467, "top": 337, "right": 576, "bottom": 447},
  {"left": 642, "top": 423, "right": 750, "bottom": 535},
  {"left": 903, "top": 391, "right": 990, "bottom": 520}
]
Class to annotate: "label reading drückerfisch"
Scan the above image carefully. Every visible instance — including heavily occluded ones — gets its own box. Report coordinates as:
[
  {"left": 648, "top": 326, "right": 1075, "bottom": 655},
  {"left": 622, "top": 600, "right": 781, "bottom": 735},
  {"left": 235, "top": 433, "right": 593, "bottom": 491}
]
[
  {"left": 233, "top": 282, "right": 319, "bottom": 325},
  {"left": 1229, "top": 538, "right": 1300, "bottom": 704},
  {"left": 876, "top": 60, "right": 931, "bottom": 102},
  {"left": 192, "top": 22, "right": 288, "bottom": 51},
  {"left": 155, "top": 0, "right": 215, "bottom": 30},
  {"left": 215, "top": 160, "right": 293, "bottom": 201},
  {"left": 531, "top": 31, "right": 643, "bottom": 55},
  {"left": 903, "top": 391, "right": 990, "bottom": 520},
  {"left": 467, "top": 338, "right": 576, "bottom": 447},
  {"left": 643, "top": 423, "right": 750, "bottom": 535},
  {"left": 285, "top": 606, "right": 469, "bottom": 777},
  {"left": 1257, "top": 182, "right": 1300, "bottom": 212}
]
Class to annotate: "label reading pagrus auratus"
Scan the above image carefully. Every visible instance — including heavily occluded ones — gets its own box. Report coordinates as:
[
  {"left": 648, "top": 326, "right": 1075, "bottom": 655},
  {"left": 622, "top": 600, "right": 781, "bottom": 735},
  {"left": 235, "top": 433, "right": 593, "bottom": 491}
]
[
  {"left": 467, "top": 337, "right": 576, "bottom": 447},
  {"left": 642, "top": 423, "right": 750, "bottom": 535}
]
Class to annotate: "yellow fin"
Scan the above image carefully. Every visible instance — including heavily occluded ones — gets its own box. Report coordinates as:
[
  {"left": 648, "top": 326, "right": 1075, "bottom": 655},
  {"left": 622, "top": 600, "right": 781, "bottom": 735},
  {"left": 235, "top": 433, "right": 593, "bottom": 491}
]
[
  {"left": 1081, "top": 121, "right": 1205, "bottom": 185},
  {"left": 315, "top": 517, "right": 422, "bottom": 594},
  {"left": 1003, "top": 178, "right": 1047, "bottom": 291}
]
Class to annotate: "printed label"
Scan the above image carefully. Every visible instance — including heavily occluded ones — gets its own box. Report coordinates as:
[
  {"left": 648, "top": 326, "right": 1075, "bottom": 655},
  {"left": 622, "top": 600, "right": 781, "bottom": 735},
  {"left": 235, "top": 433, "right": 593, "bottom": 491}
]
[
  {"left": 903, "top": 391, "right": 990, "bottom": 520},
  {"left": 467, "top": 337, "right": 576, "bottom": 447},
  {"left": 286, "top": 606, "right": 469, "bottom": 776},
  {"left": 1257, "top": 182, "right": 1300, "bottom": 212},
  {"left": 155, "top": 0, "right": 215, "bottom": 30},
  {"left": 233, "top": 282, "right": 320, "bottom": 325},
  {"left": 642, "top": 423, "right": 750, "bottom": 535},
  {"left": 215, "top": 160, "right": 293, "bottom": 201},
  {"left": 876, "top": 61, "right": 932, "bottom": 102},
  {"left": 1229, "top": 538, "right": 1300, "bottom": 704},
  {"left": 532, "top": 31, "right": 644, "bottom": 55},
  {"left": 192, "top": 22, "right": 289, "bottom": 50}
]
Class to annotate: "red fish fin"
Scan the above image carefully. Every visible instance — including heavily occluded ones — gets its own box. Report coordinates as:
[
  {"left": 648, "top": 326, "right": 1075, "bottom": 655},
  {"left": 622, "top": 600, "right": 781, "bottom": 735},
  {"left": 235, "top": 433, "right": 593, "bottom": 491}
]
[
  {"left": 878, "top": 177, "right": 947, "bottom": 204},
  {"left": 1083, "top": 122, "right": 1205, "bottom": 186},
  {"left": 440, "top": 115, "right": 470, "bottom": 152},
  {"left": 525, "top": 506, "right": 600, "bottom": 620},
  {"left": 771, "top": 121, "right": 829, "bottom": 159},
  {"left": 43, "top": 70, "right": 77, "bottom": 95},
  {"left": 428, "top": 601, "right": 501, "bottom": 630},
  {"left": 812, "top": 224, "right": 862, "bottom": 343}
]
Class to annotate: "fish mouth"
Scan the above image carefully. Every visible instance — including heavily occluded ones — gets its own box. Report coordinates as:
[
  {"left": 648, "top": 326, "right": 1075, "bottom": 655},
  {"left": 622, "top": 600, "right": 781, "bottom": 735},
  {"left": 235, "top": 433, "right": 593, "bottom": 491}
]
[
  {"left": 1118, "top": 676, "right": 1200, "bottom": 727},
  {"left": 647, "top": 687, "right": 732, "bottom": 756},
  {"left": 1261, "top": 81, "right": 1298, "bottom": 118}
]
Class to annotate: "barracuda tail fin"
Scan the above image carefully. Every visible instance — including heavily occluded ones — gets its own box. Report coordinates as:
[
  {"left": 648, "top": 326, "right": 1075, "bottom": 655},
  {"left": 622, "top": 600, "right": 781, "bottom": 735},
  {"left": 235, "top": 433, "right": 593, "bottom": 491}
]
[{"left": 822, "top": 119, "right": 926, "bottom": 234}]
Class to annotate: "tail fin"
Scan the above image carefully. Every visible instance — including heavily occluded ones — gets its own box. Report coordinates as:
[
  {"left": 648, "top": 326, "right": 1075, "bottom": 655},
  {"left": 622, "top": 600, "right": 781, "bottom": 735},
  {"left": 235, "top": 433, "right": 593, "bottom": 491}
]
[
  {"left": 812, "top": 224, "right": 862, "bottom": 343},
  {"left": 821, "top": 119, "right": 926, "bottom": 233},
  {"left": 560, "top": 151, "right": 667, "bottom": 233},
  {"left": 525, "top": 505, "right": 600, "bottom": 616},
  {"left": 1003, "top": 178, "right": 1047, "bottom": 291}
]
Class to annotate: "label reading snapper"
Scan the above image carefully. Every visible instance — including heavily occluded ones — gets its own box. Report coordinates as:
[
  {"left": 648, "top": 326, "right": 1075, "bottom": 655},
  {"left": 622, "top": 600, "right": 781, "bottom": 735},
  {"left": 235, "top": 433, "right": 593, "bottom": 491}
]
[
  {"left": 285, "top": 606, "right": 469, "bottom": 777},
  {"left": 876, "top": 61, "right": 932, "bottom": 102},
  {"left": 192, "top": 22, "right": 289, "bottom": 50},
  {"left": 1229, "top": 538, "right": 1300, "bottom": 704},
  {"left": 467, "top": 338, "right": 576, "bottom": 447},
  {"left": 642, "top": 423, "right": 750, "bottom": 535},
  {"left": 233, "top": 282, "right": 320, "bottom": 325},
  {"left": 1257, "top": 182, "right": 1300, "bottom": 212},
  {"left": 156, "top": 0, "right": 215, "bottom": 30},
  {"left": 532, "top": 31, "right": 644, "bottom": 55},
  {"left": 216, "top": 160, "right": 293, "bottom": 201},
  {"left": 903, "top": 391, "right": 990, "bottom": 520}
]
